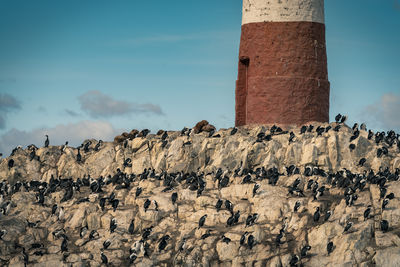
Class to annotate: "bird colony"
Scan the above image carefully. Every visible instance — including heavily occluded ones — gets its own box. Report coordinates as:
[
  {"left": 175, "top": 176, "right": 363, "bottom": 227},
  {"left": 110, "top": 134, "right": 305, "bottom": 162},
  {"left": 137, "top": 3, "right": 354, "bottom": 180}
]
[{"left": 0, "top": 117, "right": 400, "bottom": 266}]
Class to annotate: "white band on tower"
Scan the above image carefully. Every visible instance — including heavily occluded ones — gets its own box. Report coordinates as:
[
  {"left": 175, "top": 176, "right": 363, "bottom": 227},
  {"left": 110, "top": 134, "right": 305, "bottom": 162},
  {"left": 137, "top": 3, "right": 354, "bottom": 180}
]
[{"left": 242, "top": 0, "right": 325, "bottom": 25}]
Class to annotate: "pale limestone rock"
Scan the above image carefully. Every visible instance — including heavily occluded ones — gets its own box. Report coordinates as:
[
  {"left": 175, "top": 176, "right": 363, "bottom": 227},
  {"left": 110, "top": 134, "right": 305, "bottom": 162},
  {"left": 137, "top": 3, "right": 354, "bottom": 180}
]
[{"left": 373, "top": 247, "right": 400, "bottom": 267}]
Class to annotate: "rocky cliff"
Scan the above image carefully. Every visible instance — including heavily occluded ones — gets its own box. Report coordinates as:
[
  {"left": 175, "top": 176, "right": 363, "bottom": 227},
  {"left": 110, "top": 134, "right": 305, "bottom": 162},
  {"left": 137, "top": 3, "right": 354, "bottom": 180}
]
[{"left": 0, "top": 122, "right": 399, "bottom": 267}]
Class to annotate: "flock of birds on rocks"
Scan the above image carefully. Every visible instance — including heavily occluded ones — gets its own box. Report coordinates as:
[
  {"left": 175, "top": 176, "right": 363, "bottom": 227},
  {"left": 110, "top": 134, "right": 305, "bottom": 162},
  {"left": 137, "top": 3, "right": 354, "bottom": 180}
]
[{"left": 0, "top": 114, "right": 399, "bottom": 266}]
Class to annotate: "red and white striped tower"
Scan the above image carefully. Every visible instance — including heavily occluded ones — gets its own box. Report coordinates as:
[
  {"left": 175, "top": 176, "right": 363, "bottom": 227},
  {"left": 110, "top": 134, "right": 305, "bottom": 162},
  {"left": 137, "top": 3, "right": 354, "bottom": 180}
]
[{"left": 235, "top": 0, "right": 330, "bottom": 126}]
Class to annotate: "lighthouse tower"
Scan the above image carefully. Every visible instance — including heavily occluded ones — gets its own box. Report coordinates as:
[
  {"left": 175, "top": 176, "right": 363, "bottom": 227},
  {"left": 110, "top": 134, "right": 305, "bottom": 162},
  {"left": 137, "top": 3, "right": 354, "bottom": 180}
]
[{"left": 235, "top": 0, "right": 330, "bottom": 126}]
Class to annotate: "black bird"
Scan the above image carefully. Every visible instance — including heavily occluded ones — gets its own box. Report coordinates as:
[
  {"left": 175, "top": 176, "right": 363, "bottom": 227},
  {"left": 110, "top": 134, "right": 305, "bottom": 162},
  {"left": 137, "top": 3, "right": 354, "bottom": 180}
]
[
  {"left": 215, "top": 199, "right": 223, "bottom": 212},
  {"left": 22, "top": 248, "right": 29, "bottom": 266},
  {"left": 246, "top": 213, "right": 258, "bottom": 227},
  {"left": 386, "top": 193, "right": 395, "bottom": 200},
  {"left": 289, "top": 132, "right": 295, "bottom": 143},
  {"left": 301, "top": 245, "right": 311, "bottom": 258},
  {"left": 110, "top": 218, "right": 117, "bottom": 233},
  {"left": 324, "top": 210, "right": 332, "bottom": 222},
  {"left": 221, "top": 235, "right": 231, "bottom": 244},
  {"left": 358, "top": 158, "right": 366, "bottom": 166},
  {"left": 45, "top": 135, "right": 49, "bottom": 148},
  {"left": 103, "top": 239, "right": 111, "bottom": 250},
  {"left": 7, "top": 159, "right": 14, "bottom": 169},
  {"left": 0, "top": 230, "right": 6, "bottom": 240},
  {"left": 364, "top": 206, "right": 372, "bottom": 221},
  {"left": 380, "top": 220, "right": 389, "bottom": 232},
  {"left": 335, "top": 114, "right": 342, "bottom": 123},
  {"left": 201, "top": 230, "right": 211, "bottom": 239},
  {"left": 171, "top": 192, "right": 178, "bottom": 204},
  {"left": 178, "top": 238, "right": 187, "bottom": 252},
  {"left": 300, "top": 125, "right": 307, "bottom": 134},
  {"left": 242, "top": 174, "right": 252, "bottom": 184},
  {"left": 80, "top": 226, "right": 88, "bottom": 238},
  {"left": 327, "top": 241, "right": 334, "bottom": 255},
  {"left": 234, "top": 210, "right": 241, "bottom": 223},
  {"left": 230, "top": 127, "right": 238, "bottom": 135},
  {"left": 377, "top": 148, "right": 383, "bottom": 158},
  {"left": 343, "top": 222, "right": 353, "bottom": 233},
  {"left": 128, "top": 219, "right": 135, "bottom": 235},
  {"left": 129, "top": 253, "right": 137, "bottom": 264},
  {"left": 313, "top": 207, "right": 320, "bottom": 222},
  {"left": 253, "top": 184, "right": 260, "bottom": 197},
  {"left": 161, "top": 131, "right": 168, "bottom": 141},
  {"left": 158, "top": 235, "right": 170, "bottom": 252},
  {"left": 136, "top": 187, "right": 143, "bottom": 198},
  {"left": 247, "top": 234, "right": 255, "bottom": 250},
  {"left": 380, "top": 187, "right": 387, "bottom": 200},
  {"left": 61, "top": 238, "right": 68, "bottom": 252},
  {"left": 294, "top": 201, "right": 301, "bottom": 212},
  {"left": 225, "top": 200, "right": 233, "bottom": 213},
  {"left": 101, "top": 252, "right": 108, "bottom": 264},
  {"left": 340, "top": 115, "right": 347, "bottom": 123},
  {"left": 276, "top": 229, "right": 284, "bottom": 246},
  {"left": 226, "top": 215, "right": 235, "bottom": 227},
  {"left": 289, "top": 255, "right": 299, "bottom": 267},
  {"left": 198, "top": 215, "right": 207, "bottom": 229},
  {"left": 219, "top": 176, "right": 229, "bottom": 188},
  {"left": 111, "top": 199, "right": 119, "bottom": 212},
  {"left": 99, "top": 198, "right": 107, "bottom": 211},
  {"left": 240, "top": 232, "right": 249, "bottom": 246},
  {"left": 144, "top": 199, "right": 151, "bottom": 212},
  {"left": 142, "top": 226, "right": 153, "bottom": 240},
  {"left": 76, "top": 148, "right": 82, "bottom": 163},
  {"left": 349, "top": 144, "right": 356, "bottom": 151},
  {"left": 382, "top": 199, "right": 389, "bottom": 210},
  {"left": 89, "top": 230, "right": 99, "bottom": 240}
]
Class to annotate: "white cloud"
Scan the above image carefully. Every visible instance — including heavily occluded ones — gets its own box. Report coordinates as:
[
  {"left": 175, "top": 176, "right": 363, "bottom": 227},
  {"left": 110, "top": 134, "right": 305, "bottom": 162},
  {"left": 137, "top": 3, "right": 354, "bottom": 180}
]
[
  {"left": 362, "top": 92, "right": 400, "bottom": 132},
  {"left": 78, "top": 90, "right": 163, "bottom": 118},
  {"left": 0, "top": 93, "right": 21, "bottom": 129},
  {"left": 0, "top": 121, "right": 121, "bottom": 157}
]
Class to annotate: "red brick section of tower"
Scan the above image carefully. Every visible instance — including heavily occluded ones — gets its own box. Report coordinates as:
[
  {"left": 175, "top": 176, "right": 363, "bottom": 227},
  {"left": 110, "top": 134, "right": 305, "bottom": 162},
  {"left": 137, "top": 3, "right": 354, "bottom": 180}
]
[{"left": 235, "top": 0, "right": 330, "bottom": 126}]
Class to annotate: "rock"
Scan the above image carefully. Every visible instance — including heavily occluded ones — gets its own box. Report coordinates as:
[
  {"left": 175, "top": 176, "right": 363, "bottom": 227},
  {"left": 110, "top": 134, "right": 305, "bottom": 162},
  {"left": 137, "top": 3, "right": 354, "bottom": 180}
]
[
  {"left": 373, "top": 247, "right": 400, "bottom": 267},
  {"left": 193, "top": 120, "right": 210, "bottom": 134},
  {"left": 0, "top": 123, "right": 399, "bottom": 266}
]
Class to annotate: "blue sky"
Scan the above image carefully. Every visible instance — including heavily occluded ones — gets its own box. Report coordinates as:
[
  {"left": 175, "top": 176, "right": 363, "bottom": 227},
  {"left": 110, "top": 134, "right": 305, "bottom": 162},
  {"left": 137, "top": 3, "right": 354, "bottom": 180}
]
[{"left": 0, "top": 0, "right": 399, "bottom": 155}]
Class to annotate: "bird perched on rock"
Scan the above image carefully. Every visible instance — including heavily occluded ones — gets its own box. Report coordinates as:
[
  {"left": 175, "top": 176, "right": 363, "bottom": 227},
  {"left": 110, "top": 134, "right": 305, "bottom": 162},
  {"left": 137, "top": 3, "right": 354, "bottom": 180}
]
[
  {"left": 75, "top": 148, "right": 82, "bottom": 163},
  {"left": 327, "top": 241, "right": 334, "bottom": 255},
  {"left": 128, "top": 219, "right": 135, "bottom": 235},
  {"left": 301, "top": 245, "right": 311, "bottom": 258},
  {"left": 44, "top": 135, "right": 49, "bottom": 148},
  {"left": 343, "top": 222, "right": 353, "bottom": 233},
  {"left": 240, "top": 232, "right": 249, "bottom": 246},
  {"left": 198, "top": 215, "right": 207, "bottom": 229},
  {"left": 171, "top": 192, "right": 178, "bottom": 205},
  {"left": 364, "top": 206, "right": 372, "bottom": 220},
  {"left": 144, "top": 199, "right": 151, "bottom": 212},
  {"left": 324, "top": 210, "right": 332, "bottom": 222},
  {"left": 380, "top": 220, "right": 389, "bottom": 232},
  {"left": 289, "top": 255, "right": 299, "bottom": 267},
  {"left": 135, "top": 187, "right": 143, "bottom": 198},
  {"left": 109, "top": 218, "right": 117, "bottom": 233},
  {"left": 253, "top": 184, "right": 260, "bottom": 197},
  {"left": 221, "top": 235, "right": 231, "bottom": 244},
  {"left": 313, "top": 207, "right": 320, "bottom": 222},
  {"left": 215, "top": 199, "right": 223, "bottom": 212},
  {"left": 101, "top": 252, "right": 108, "bottom": 264},
  {"left": 247, "top": 234, "right": 255, "bottom": 250},
  {"left": 103, "top": 239, "right": 111, "bottom": 250},
  {"left": 294, "top": 201, "right": 301, "bottom": 212},
  {"left": 158, "top": 235, "right": 170, "bottom": 252}
]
